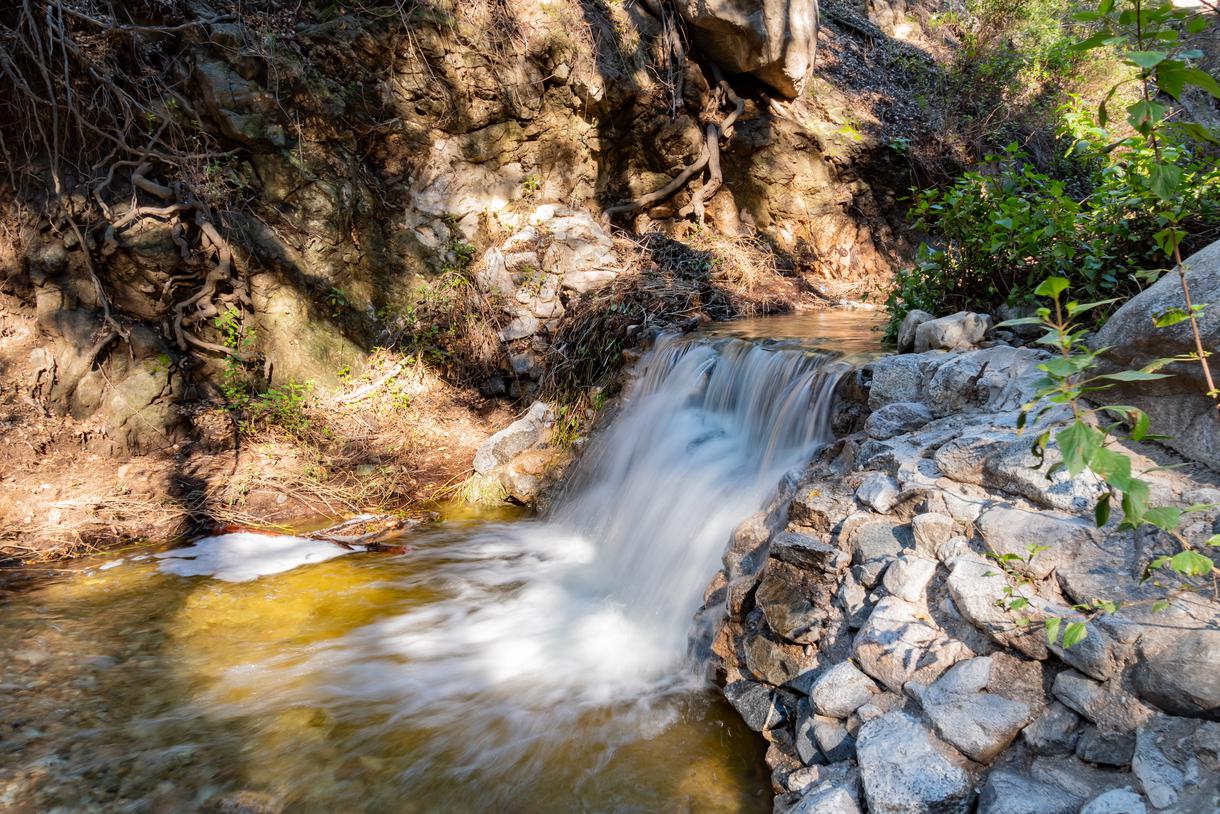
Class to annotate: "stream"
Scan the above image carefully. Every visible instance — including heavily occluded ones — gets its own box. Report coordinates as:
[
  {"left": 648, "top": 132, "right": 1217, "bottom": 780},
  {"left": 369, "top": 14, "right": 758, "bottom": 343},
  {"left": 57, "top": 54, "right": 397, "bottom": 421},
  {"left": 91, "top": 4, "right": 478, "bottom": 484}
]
[{"left": 0, "top": 311, "right": 882, "bottom": 813}]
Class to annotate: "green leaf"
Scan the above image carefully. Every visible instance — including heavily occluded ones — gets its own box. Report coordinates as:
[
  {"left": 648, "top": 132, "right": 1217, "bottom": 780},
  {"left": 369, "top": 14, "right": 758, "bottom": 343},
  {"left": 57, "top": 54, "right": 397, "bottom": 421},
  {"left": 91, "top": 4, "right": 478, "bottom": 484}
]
[
  {"left": 1170, "top": 550, "right": 1213, "bottom": 577},
  {"left": 1044, "top": 616, "right": 1062, "bottom": 646},
  {"left": 1058, "top": 422, "right": 1102, "bottom": 478},
  {"left": 1128, "top": 99, "right": 1167, "bottom": 133},
  {"left": 1182, "top": 67, "right": 1220, "bottom": 99},
  {"left": 1035, "top": 277, "right": 1070, "bottom": 298},
  {"left": 1095, "top": 492, "right": 1112, "bottom": 527},
  {"left": 1008, "top": 597, "right": 1030, "bottom": 610},
  {"left": 1091, "top": 447, "right": 1134, "bottom": 492},
  {"left": 996, "top": 317, "right": 1045, "bottom": 328},
  {"left": 1131, "top": 410, "right": 1150, "bottom": 442},
  {"left": 1154, "top": 307, "right": 1191, "bottom": 327},
  {"left": 1149, "top": 162, "right": 1184, "bottom": 201},
  {"left": 1067, "top": 298, "right": 1121, "bottom": 317},
  {"left": 1155, "top": 60, "right": 1188, "bottom": 98},
  {"left": 1143, "top": 506, "right": 1182, "bottom": 532},
  {"left": 995, "top": 217, "right": 1014, "bottom": 230},
  {"left": 1127, "top": 51, "right": 1169, "bottom": 70},
  {"left": 1120, "top": 478, "right": 1152, "bottom": 526},
  {"left": 1062, "top": 621, "right": 1088, "bottom": 649},
  {"left": 1187, "top": 15, "right": 1209, "bottom": 35},
  {"left": 1206, "top": 535, "right": 1220, "bottom": 548},
  {"left": 1096, "top": 370, "right": 1172, "bottom": 382},
  {"left": 1152, "top": 599, "right": 1170, "bottom": 613}
]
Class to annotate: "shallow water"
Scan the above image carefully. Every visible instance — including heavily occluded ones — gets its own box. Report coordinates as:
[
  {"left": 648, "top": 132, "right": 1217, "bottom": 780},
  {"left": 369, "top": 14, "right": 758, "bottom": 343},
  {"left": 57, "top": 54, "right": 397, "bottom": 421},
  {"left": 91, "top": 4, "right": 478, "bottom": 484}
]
[{"left": 1, "top": 319, "right": 876, "bottom": 813}]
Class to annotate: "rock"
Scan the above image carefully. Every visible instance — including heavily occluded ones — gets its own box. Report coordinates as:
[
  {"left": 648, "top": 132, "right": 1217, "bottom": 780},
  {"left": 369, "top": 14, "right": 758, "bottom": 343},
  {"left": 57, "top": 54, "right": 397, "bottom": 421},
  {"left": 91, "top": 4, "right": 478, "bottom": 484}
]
[
  {"left": 856, "top": 473, "right": 900, "bottom": 513},
  {"left": 935, "top": 535, "right": 973, "bottom": 567},
  {"left": 1029, "top": 755, "right": 1131, "bottom": 802},
  {"left": 787, "top": 786, "right": 862, "bottom": 814},
  {"left": 499, "top": 313, "right": 540, "bottom": 341},
  {"left": 810, "top": 661, "right": 879, "bottom": 719},
  {"left": 897, "top": 310, "right": 934, "bottom": 353},
  {"left": 914, "top": 311, "right": 993, "bottom": 353},
  {"left": 1076, "top": 726, "right": 1136, "bottom": 767},
  {"left": 922, "top": 346, "right": 1046, "bottom": 418},
  {"left": 979, "top": 432, "right": 1107, "bottom": 514},
  {"left": 881, "top": 553, "right": 937, "bottom": 603},
  {"left": 857, "top": 711, "right": 975, "bottom": 814},
  {"left": 756, "top": 559, "right": 835, "bottom": 644},
  {"left": 1051, "top": 671, "right": 1155, "bottom": 734},
  {"left": 743, "top": 618, "right": 816, "bottom": 686},
  {"left": 1132, "top": 715, "right": 1220, "bottom": 811},
  {"left": 1130, "top": 624, "right": 1220, "bottom": 720},
  {"left": 849, "top": 520, "right": 912, "bottom": 588},
  {"left": 912, "top": 512, "right": 955, "bottom": 555},
  {"left": 947, "top": 556, "right": 1048, "bottom": 659},
  {"left": 977, "top": 770, "right": 1082, "bottom": 814},
  {"left": 917, "top": 656, "right": 1036, "bottom": 762},
  {"left": 471, "top": 401, "right": 553, "bottom": 473},
  {"left": 852, "top": 596, "right": 971, "bottom": 693},
  {"left": 770, "top": 530, "right": 851, "bottom": 573},
  {"left": 672, "top": 0, "right": 818, "bottom": 97},
  {"left": 864, "top": 402, "right": 934, "bottom": 440},
  {"left": 724, "top": 679, "right": 788, "bottom": 732},
  {"left": 1079, "top": 788, "right": 1149, "bottom": 814},
  {"left": 207, "top": 790, "right": 284, "bottom": 814},
  {"left": 1022, "top": 701, "right": 1082, "bottom": 756},
  {"left": 863, "top": 352, "right": 943, "bottom": 410},
  {"left": 812, "top": 715, "right": 856, "bottom": 762},
  {"left": 794, "top": 703, "right": 825, "bottom": 765},
  {"left": 1090, "top": 238, "right": 1220, "bottom": 469},
  {"left": 837, "top": 571, "right": 873, "bottom": 630},
  {"left": 975, "top": 506, "right": 1098, "bottom": 580}
]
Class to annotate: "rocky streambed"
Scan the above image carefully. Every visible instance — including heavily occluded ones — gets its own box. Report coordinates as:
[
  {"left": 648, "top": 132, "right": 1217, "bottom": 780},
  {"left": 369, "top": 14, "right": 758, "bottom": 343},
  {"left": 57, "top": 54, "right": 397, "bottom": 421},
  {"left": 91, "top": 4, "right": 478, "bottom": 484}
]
[{"left": 703, "top": 337, "right": 1220, "bottom": 814}]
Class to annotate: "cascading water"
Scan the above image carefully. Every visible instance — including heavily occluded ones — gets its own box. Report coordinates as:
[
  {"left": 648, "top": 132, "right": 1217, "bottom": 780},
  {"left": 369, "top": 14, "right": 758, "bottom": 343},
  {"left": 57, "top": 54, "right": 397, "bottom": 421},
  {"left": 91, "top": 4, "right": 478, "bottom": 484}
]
[{"left": 199, "top": 332, "right": 849, "bottom": 804}]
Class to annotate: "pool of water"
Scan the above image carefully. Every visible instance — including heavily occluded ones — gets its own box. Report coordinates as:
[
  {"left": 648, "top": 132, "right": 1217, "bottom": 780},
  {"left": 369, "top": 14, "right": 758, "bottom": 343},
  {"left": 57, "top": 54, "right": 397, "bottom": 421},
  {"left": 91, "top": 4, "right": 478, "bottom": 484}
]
[{"left": 0, "top": 511, "right": 770, "bottom": 813}]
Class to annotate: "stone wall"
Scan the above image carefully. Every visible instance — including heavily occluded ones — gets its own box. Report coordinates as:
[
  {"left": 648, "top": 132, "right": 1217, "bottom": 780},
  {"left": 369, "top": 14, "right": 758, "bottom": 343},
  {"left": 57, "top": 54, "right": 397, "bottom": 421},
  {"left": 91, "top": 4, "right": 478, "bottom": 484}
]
[{"left": 705, "top": 343, "right": 1220, "bottom": 813}]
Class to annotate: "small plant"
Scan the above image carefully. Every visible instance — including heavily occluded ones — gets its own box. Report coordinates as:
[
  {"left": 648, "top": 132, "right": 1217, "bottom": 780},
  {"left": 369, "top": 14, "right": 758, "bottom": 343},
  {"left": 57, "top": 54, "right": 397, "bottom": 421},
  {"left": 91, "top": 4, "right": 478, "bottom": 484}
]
[
  {"left": 327, "top": 286, "right": 349, "bottom": 318},
  {"left": 522, "top": 173, "right": 542, "bottom": 196}
]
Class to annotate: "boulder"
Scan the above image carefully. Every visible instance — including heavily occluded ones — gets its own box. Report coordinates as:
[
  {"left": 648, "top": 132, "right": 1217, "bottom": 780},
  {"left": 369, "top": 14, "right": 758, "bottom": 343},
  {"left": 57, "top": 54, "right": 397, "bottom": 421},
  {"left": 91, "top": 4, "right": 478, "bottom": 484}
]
[
  {"left": 1051, "top": 671, "right": 1155, "bottom": 733},
  {"left": 947, "top": 556, "right": 1048, "bottom": 659},
  {"left": 856, "top": 473, "right": 900, "bottom": 513},
  {"left": 914, "top": 311, "right": 993, "bottom": 352},
  {"left": 669, "top": 0, "right": 818, "bottom": 98},
  {"left": 848, "top": 520, "right": 913, "bottom": 588},
  {"left": 1132, "top": 715, "right": 1220, "bottom": 811},
  {"left": 975, "top": 506, "right": 1099, "bottom": 580},
  {"left": 897, "top": 309, "right": 934, "bottom": 353},
  {"left": 1075, "top": 726, "right": 1135, "bottom": 767},
  {"left": 857, "top": 711, "right": 975, "bottom": 814},
  {"left": 852, "top": 596, "right": 972, "bottom": 693},
  {"left": 916, "top": 656, "right": 1037, "bottom": 763},
  {"left": 1079, "top": 789, "right": 1149, "bottom": 814},
  {"left": 1022, "top": 701, "right": 1082, "bottom": 756},
  {"left": 812, "top": 715, "right": 857, "bottom": 762},
  {"left": 471, "top": 401, "right": 554, "bottom": 474},
  {"left": 863, "top": 352, "right": 943, "bottom": 410},
  {"left": 756, "top": 559, "right": 835, "bottom": 644},
  {"left": 1091, "top": 238, "right": 1220, "bottom": 470},
  {"left": 911, "top": 512, "right": 955, "bottom": 555},
  {"left": 864, "top": 402, "right": 934, "bottom": 440},
  {"left": 1130, "top": 623, "right": 1220, "bottom": 720},
  {"left": 881, "top": 553, "right": 937, "bottom": 603},
  {"left": 787, "top": 786, "right": 862, "bottom": 814},
  {"left": 977, "top": 770, "right": 1082, "bottom": 814},
  {"left": 724, "top": 679, "right": 788, "bottom": 732},
  {"left": 809, "top": 661, "right": 880, "bottom": 719}
]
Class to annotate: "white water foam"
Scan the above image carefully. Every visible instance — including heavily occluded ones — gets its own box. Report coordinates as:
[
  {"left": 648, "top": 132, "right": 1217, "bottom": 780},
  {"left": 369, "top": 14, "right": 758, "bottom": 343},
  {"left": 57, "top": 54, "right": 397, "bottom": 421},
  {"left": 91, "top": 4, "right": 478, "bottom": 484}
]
[
  {"left": 155, "top": 532, "right": 358, "bottom": 582},
  {"left": 199, "top": 332, "right": 847, "bottom": 791}
]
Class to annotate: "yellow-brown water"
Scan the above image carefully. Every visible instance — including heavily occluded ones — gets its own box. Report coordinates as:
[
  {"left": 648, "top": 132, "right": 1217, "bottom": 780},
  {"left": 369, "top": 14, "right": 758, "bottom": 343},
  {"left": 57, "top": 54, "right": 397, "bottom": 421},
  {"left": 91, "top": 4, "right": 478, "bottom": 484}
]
[{"left": 0, "top": 513, "right": 770, "bottom": 812}]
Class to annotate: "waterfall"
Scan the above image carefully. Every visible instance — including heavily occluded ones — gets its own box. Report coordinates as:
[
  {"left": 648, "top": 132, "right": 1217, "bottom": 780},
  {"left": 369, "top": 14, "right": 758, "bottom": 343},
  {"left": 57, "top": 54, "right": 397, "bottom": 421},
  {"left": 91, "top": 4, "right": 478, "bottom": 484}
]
[{"left": 207, "top": 331, "right": 848, "bottom": 800}]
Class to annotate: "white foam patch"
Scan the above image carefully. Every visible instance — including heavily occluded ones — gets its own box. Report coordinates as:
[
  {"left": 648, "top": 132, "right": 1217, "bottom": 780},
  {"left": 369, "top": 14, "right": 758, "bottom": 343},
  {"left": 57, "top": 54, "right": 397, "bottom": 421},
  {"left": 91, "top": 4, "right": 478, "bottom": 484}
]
[
  {"left": 155, "top": 533, "right": 358, "bottom": 582},
  {"left": 98, "top": 559, "right": 124, "bottom": 571}
]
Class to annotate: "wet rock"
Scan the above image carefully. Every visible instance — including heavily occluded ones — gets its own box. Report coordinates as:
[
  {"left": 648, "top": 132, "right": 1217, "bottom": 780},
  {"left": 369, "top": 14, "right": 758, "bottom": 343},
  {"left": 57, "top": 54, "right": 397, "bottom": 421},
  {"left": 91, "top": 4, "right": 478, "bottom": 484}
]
[
  {"left": 1022, "top": 701, "right": 1082, "bottom": 756},
  {"left": 914, "top": 311, "right": 992, "bottom": 353},
  {"left": 852, "top": 596, "right": 971, "bottom": 693},
  {"left": 1051, "top": 671, "right": 1155, "bottom": 733},
  {"left": 724, "top": 679, "right": 787, "bottom": 732},
  {"left": 1079, "top": 788, "right": 1149, "bottom": 814},
  {"left": 864, "top": 402, "right": 933, "bottom": 440},
  {"left": 856, "top": 473, "right": 899, "bottom": 513},
  {"left": 770, "top": 530, "right": 851, "bottom": 573},
  {"left": 881, "top": 553, "right": 937, "bottom": 603},
  {"left": 1132, "top": 715, "right": 1220, "bottom": 811},
  {"left": 916, "top": 656, "right": 1037, "bottom": 763},
  {"left": 743, "top": 617, "right": 816, "bottom": 686},
  {"left": 896, "top": 309, "right": 934, "bottom": 353},
  {"left": 809, "top": 661, "right": 879, "bottom": 719},
  {"left": 857, "top": 711, "right": 975, "bottom": 814},
  {"left": 756, "top": 559, "right": 835, "bottom": 644},
  {"left": 975, "top": 505, "right": 1099, "bottom": 580},
  {"left": 1076, "top": 726, "right": 1136, "bottom": 767},
  {"left": 977, "top": 770, "right": 1080, "bottom": 814}
]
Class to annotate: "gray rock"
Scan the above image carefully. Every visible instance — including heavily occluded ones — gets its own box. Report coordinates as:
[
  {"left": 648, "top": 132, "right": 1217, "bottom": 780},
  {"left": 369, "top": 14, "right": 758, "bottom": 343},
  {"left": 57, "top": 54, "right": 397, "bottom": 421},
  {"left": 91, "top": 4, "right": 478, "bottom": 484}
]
[
  {"left": 1090, "top": 238, "right": 1220, "bottom": 470},
  {"left": 1029, "top": 755, "right": 1131, "bottom": 802},
  {"left": 724, "top": 679, "right": 787, "bottom": 732},
  {"left": 857, "top": 711, "right": 975, "bottom": 814},
  {"left": 852, "top": 596, "right": 971, "bottom": 693},
  {"left": 786, "top": 787, "right": 862, "bottom": 814},
  {"left": 897, "top": 309, "right": 935, "bottom": 353},
  {"left": 794, "top": 703, "right": 825, "bottom": 766},
  {"left": 977, "top": 770, "right": 1081, "bottom": 814},
  {"left": 1051, "top": 671, "right": 1155, "bottom": 733},
  {"left": 1079, "top": 789, "right": 1149, "bottom": 814},
  {"left": 918, "top": 656, "right": 1036, "bottom": 762},
  {"left": 1076, "top": 726, "right": 1135, "bottom": 767},
  {"left": 912, "top": 512, "right": 955, "bottom": 555},
  {"left": 935, "top": 535, "right": 974, "bottom": 567},
  {"left": 471, "top": 401, "right": 553, "bottom": 473},
  {"left": 856, "top": 473, "right": 900, "bottom": 513},
  {"left": 864, "top": 352, "right": 944, "bottom": 410},
  {"left": 914, "top": 311, "right": 993, "bottom": 352},
  {"left": 756, "top": 559, "right": 834, "bottom": 645},
  {"left": 1132, "top": 715, "right": 1220, "bottom": 811},
  {"left": 674, "top": 0, "right": 818, "bottom": 97},
  {"left": 1022, "top": 701, "right": 1082, "bottom": 756},
  {"left": 975, "top": 505, "right": 1099, "bottom": 580},
  {"left": 865, "top": 402, "right": 934, "bottom": 440},
  {"left": 1130, "top": 624, "right": 1220, "bottom": 720},
  {"left": 812, "top": 715, "right": 856, "bottom": 762},
  {"left": 771, "top": 530, "right": 851, "bottom": 573},
  {"left": 882, "top": 553, "right": 937, "bottom": 603},
  {"left": 849, "top": 520, "right": 913, "bottom": 588},
  {"left": 784, "top": 762, "right": 863, "bottom": 812},
  {"left": 810, "top": 661, "right": 879, "bottom": 719},
  {"left": 837, "top": 571, "right": 873, "bottom": 630},
  {"left": 923, "top": 346, "right": 1045, "bottom": 417},
  {"left": 947, "top": 556, "right": 1048, "bottom": 659}
]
